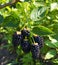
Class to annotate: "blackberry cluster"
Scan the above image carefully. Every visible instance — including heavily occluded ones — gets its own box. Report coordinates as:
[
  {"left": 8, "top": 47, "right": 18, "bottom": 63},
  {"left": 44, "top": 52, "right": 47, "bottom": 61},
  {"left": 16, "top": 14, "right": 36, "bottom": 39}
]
[
  {"left": 12, "top": 29, "right": 31, "bottom": 53},
  {"left": 20, "top": 29, "right": 31, "bottom": 53},
  {"left": 12, "top": 28, "right": 44, "bottom": 59}
]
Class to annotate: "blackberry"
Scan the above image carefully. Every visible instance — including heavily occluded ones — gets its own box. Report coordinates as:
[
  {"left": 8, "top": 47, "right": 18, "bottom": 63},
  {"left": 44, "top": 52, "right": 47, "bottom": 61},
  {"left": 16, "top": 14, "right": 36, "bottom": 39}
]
[
  {"left": 12, "top": 32, "right": 23, "bottom": 47},
  {"left": 31, "top": 43, "right": 40, "bottom": 59},
  {"left": 21, "top": 28, "right": 30, "bottom": 38},
  {"left": 33, "top": 35, "right": 44, "bottom": 48},
  {"left": 20, "top": 40, "right": 31, "bottom": 53}
]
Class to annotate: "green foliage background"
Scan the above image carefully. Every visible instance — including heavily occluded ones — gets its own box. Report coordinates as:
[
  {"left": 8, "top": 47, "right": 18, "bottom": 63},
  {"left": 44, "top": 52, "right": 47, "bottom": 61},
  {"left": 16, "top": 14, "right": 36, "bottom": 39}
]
[{"left": 0, "top": 0, "right": 58, "bottom": 65}]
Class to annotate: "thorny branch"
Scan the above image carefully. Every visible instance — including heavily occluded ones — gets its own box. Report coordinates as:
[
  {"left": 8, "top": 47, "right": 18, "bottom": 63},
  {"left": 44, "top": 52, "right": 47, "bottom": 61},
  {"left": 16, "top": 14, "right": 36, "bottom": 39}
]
[{"left": 0, "top": 0, "right": 21, "bottom": 9}]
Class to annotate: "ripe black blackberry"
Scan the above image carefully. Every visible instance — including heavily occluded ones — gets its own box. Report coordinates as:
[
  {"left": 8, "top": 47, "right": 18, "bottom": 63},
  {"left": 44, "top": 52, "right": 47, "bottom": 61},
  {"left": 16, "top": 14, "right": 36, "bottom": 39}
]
[
  {"left": 12, "top": 31, "right": 23, "bottom": 47},
  {"left": 21, "top": 28, "right": 30, "bottom": 38},
  {"left": 33, "top": 35, "right": 44, "bottom": 48},
  {"left": 20, "top": 40, "right": 31, "bottom": 53},
  {"left": 31, "top": 43, "right": 40, "bottom": 60}
]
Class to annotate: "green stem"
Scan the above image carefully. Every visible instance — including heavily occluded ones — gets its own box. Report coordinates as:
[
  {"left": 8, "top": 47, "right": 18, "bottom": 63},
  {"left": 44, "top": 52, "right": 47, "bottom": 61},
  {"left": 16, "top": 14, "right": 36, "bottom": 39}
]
[
  {"left": 20, "top": 23, "right": 26, "bottom": 31},
  {"left": 30, "top": 32, "right": 35, "bottom": 44}
]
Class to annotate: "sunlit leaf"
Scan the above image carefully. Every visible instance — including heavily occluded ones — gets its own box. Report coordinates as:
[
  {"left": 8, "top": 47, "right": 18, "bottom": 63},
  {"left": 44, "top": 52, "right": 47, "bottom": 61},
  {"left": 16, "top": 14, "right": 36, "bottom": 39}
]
[
  {"left": 50, "top": 3, "right": 58, "bottom": 11},
  {"left": 30, "top": 6, "right": 48, "bottom": 21},
  {"left": 45, "top": 39, "right": 58, "bottom": 48},
  {"left": 45, "top": 50, "right": 57, "bottom": 59}
]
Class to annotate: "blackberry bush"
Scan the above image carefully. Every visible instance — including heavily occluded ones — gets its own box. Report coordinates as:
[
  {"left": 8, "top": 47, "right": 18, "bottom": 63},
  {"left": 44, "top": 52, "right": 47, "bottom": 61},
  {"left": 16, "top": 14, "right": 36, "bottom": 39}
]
[
  {"left": 31, "top": 43, "right": 40, "bottom": 59},
  {"left": 0, "top": 0, "right": 57, "bottom": 65}
]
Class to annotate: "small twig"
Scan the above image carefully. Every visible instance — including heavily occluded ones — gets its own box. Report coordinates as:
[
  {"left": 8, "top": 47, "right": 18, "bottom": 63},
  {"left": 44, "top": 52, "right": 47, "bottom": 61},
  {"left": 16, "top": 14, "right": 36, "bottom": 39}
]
[{"left": 0, "top": 0, "right": 21, "bottom": 9}]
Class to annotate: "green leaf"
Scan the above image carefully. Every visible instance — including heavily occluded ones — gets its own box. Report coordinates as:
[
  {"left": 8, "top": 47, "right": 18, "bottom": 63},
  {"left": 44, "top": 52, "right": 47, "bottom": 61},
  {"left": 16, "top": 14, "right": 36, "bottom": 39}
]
[
  {"left": 52, "top": 23, "right": 58, "bottom": 40},
  {"left": 22, "top": 52, "right": 33, "bottom": 64},
  {"left": 45, "top": 40, "right": 58, "bottom": 48},
  {"left": 24, "top": 0, "right": 30, "bottom": 2},
  {"left": 52, "top": 42, "right": 58, "bottom": 48},
  {"left": 50, "top": 3, "right": 58, "bottom": 11},
  {"left": 52, "top": 59, "right": 58, "bottom": 64},
  {"left": 2, "top": 12, "right": 20, "bottom": 27},
  {"left": 32, "top": 26, "right": 55, "bottom": 35},
  {"left": 45, "top": 50, "right": 57, "bottom": 60},
  {"left": 0, "top": 15, "right": 4, "bottom": 24},
  {"left": 30, "top": 6, "right": 48, "bottom": 21}
]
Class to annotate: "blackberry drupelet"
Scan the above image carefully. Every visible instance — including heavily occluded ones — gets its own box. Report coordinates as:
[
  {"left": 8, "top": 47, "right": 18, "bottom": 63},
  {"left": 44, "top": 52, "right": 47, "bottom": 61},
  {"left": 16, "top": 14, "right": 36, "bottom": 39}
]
[
  {"left": 20, "top": 40, "right": 31, "bottom": 53},
  {"left": 31, "top": 43, "right": 40, "bottom": 59},
  {"left": 12, "top": 32, "right": 23, "bottom": 47},
  {"left": 33, "top": 35, "right": 44, "bottom": 48},
  {"left": 21, "top": 28, "right": 30, "bottom": 38}
]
